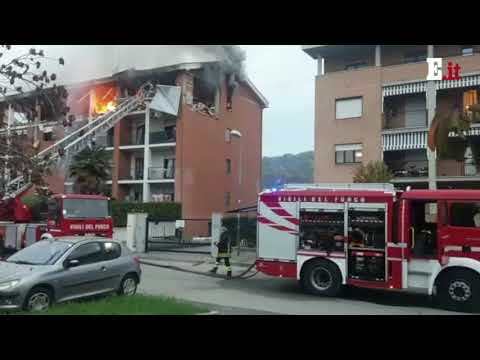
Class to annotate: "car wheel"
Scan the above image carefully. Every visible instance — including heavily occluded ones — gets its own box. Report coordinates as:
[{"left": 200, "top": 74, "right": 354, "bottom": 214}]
[
  {"left": 24, "top": 286, "right": 53, "bottom": 312},
  {"left": 301, "top": 259, "right": 343, "bottom": 297},
  {"left": 436, "top": 269, "right": 480, "bottom": 313},
  {"left": 118, "top": 274, "right": 138, "bottom": 296}
]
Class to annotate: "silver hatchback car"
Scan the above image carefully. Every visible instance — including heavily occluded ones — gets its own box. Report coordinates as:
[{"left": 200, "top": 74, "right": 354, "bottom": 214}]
[{"left": 0, "top": 237, "right": 142, "bottom": 312}]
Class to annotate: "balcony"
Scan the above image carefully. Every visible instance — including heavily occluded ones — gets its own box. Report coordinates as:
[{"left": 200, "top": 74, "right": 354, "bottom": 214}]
[
  {"left": 385, "top": 159, "right": 428, "bottom": 183},
  {"left": 148, "top": 167, "right": 175, "bottom": 181},
  {"left": 119, "top": 171, "right": 144, "bottom": 183},
  {"left": 150, "top": 129, "right": 176, "bottom": 145}
]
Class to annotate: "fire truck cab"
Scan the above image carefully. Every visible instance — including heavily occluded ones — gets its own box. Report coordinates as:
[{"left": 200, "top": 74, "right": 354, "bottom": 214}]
[
  {"left": 45, "top": 194, "right": 113, "bottom": 238},
  {"left": 256, "top": 184, "right": 480, "bottom": 312}
]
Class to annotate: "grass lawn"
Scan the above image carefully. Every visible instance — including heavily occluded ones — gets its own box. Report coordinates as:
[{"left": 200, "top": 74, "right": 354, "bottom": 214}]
[{"left": 12, "top": 294, "right": 208, "bottom": 315}]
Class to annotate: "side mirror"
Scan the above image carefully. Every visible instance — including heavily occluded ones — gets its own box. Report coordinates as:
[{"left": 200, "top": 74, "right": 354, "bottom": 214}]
[{"left": 65, "top": 259, "right": 80, "bottom": 268}]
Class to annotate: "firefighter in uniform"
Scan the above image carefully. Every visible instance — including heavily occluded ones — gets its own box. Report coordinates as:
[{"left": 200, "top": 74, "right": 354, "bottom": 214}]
[{"left": 209, "top": 226, "right": 232, "bottom": 279}]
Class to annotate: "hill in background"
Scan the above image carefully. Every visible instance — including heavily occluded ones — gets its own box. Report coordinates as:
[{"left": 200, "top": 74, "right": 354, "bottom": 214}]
[{"left": 262, "top": 151, "right": 313, "bottom": 189}]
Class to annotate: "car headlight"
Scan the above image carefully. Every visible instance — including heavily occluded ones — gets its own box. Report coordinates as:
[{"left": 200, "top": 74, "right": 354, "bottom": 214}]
[{"left": 0, "top": 280, "right": 20, "bottom": 291}]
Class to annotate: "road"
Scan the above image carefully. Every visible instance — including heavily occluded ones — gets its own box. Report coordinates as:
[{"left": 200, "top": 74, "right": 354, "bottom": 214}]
[{"left": 138, "top": 263, "right": 463, "bottom": 315}]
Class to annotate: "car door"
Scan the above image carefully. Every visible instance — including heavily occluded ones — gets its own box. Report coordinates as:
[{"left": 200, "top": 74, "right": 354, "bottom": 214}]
[
  {"left": 439, "top": 201, "right": 480, "bottom": 255},
  {"left": 99, "top": 241, "right": 125, "bottom": 290},
  {"left": 57, "top": 242, "right": 109, "bottom": 301}
]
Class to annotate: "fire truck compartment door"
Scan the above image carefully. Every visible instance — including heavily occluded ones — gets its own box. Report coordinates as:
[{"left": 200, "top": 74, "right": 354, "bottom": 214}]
[{"left": 258, "top": 201, "right": 299, "bottom": 261}]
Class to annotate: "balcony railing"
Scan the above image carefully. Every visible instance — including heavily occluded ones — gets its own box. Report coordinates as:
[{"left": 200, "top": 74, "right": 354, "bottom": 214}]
[
  {"left": 120, "top": 172, "right": 144, "bottom": 181},
  {"left": 150, "top": 130, "right": 176, "bottom": 144},
  {"left": 149, "top": 167, "right": 175, "bottom": 180},
  {"left": 382, "top": 127, "right": 428, "bottom": 151}
]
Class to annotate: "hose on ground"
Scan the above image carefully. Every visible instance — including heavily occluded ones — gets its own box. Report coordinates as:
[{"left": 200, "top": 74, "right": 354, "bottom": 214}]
[{"left": 139, "top": 260, "right": 258, "bottom": 280}]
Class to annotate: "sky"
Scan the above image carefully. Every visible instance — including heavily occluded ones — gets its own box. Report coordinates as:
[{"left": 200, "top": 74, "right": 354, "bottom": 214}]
[{"left": 240, "top": 45, "right": 317, "bottom": 158}]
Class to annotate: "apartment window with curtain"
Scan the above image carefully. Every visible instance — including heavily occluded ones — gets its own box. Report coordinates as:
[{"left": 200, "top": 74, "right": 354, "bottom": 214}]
[
  {"left": 335, "top": 144, "right": 363, "bottom": 164},
  {"left": 225, "top": 128, "right": 231, "bottom": 143},
  {"left": 464, "top": 90, "right": 478, "bottom": 112},
  {"left": 335, "top": 97, "right": 363, "bottom": 119}
]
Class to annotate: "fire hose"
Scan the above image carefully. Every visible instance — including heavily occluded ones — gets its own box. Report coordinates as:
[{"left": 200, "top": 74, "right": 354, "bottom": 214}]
[{"left": 139, "top": 260, "right": 258, "bottom": 280}]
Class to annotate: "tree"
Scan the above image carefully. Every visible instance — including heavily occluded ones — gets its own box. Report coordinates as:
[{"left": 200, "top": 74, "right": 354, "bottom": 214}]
[
  {"left": 262, "top": 151, "right": 314, "bottom": 189},
  {"left": 69, "top": 146, "right": 112, "bottom": 194},
  {"left": 428, "top": 103, "right": 480, "bottom": 160},
  {"left": 0, "top": 45, "right": 67, "bottom": 197},
  {"left": 353, "top": 161, "right": 393, "bottom": 183}
]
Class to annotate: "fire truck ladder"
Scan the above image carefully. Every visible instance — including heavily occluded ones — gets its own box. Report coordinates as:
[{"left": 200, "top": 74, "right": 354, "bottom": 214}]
[{"left": 2, "top": 83, "right": 152, "bottom": 200}]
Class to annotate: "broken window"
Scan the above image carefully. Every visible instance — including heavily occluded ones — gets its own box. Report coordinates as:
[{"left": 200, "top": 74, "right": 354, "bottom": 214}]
[{"left": 192, "top": 68, "right": 220, "bottom": 117}]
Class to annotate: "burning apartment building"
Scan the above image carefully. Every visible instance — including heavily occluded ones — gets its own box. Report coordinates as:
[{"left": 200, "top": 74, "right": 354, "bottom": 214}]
[{"left": 0, "top": 45, "right": 268, "bottom": 224}]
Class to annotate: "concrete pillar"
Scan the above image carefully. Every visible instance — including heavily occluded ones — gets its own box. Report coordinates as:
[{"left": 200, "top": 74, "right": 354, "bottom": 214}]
[
  {"left": 317, "top": 57, "right": 325, "bottom": 76},
  {"left": 112, "top": 122, "right": 121, "bottom": 199},
  {"left": 427, "top": 45, "right": 437, "bottom": 190},
  {"left": 375, "top": 45, "right": 381, "bottom": 67},
  {"left": 142, "top": 105, "right": 150, "bottom": 202},
  {"left": 428, "top": 44, "right": 434, "bottom": 58}
]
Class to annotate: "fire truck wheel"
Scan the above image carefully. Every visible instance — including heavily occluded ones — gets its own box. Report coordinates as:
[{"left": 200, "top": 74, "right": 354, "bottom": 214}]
[
  {"left": 301, "top": 259, "right": 343, "bottom": 297},
  {"left": 436, "top": 269, "right": 480, "bottom": 313}
]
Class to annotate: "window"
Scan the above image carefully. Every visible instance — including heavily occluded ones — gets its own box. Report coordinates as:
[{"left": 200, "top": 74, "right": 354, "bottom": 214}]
[
  {"left": 67, "top": 242, "right": 104, "bottom": 266},
  {"left": 63, "top": 199, "right": 110, "bottom": 219},
  {"left": 345, "top": 62, "right": 367, "bottom": 70},
  {"left": 226, "top": 159, "right": 232, "bottom": 175},
  {"left": 449, "top": 202, "right": 480, "bottom": 228},
  {"left": 463, "top": 90, "right": 478, "bottom": 112},
  {"left": 335, "top": 97, "right": 362, "bottom": 119},
  {"left": 225, "top": 192, "right": 231, "bottom": 207},
  {"left": 225, "top": 129, "right": 231, "bottom": 143},
  {"left": 102, "top": 242, "right": 121, "bottom": 261},
  {"left": 6, "top": 240, "right": 72, "bottom": 265},
  {"left": 335, "top": 144, "right": 363, "bottom": 164},
  {"left": 404, "top": 51, "right": 427, "bottom": 64},
  {"left": 462, "top": 46, "right": 474, "bottom": 56}
]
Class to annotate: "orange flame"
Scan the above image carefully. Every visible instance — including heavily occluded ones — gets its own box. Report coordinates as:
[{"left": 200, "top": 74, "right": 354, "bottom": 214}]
[
  {"left": 95, "top": 100, "right": 117, "bottom": 114},
  {"left": 92, "top": 83, "right": 118, "bottom": 115}
]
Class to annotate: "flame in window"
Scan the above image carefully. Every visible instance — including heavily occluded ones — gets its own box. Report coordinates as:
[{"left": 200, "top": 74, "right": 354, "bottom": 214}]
[{"left": 92, "top": 83, "right": 118, "bottom": 115}]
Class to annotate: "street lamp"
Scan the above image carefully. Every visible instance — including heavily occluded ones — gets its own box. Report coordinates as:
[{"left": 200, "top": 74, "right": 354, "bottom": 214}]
[{"left": 230, "top": 129, "right": 242, "bottom": 255}]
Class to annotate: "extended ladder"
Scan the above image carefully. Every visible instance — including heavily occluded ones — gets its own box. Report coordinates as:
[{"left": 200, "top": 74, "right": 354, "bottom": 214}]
[{"left": 2, "top": 83, "right": 151, "bottom": 199}]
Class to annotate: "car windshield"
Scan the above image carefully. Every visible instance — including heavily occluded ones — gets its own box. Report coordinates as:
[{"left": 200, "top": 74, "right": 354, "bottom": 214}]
[{"left": 6, "top": 240, "right": 73, "bottom": 265}]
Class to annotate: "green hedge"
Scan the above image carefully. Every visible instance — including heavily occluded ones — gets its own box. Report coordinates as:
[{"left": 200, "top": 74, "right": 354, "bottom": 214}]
[{"left": 111, "top": 201, "right": 182, "bottom": 227}]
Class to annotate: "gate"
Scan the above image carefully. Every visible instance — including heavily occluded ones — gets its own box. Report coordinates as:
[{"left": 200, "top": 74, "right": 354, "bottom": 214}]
[
  {"left": 222, "top": 205, "right": 257, "bottom": 255},
  {"left": 145, "top": 217, "right": 212, "bottom": 254}
]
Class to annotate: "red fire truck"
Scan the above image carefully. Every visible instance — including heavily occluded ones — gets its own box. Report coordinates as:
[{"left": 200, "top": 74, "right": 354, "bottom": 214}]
[
  {"left": 256, "top": 183, "right": 480, "bottom": 312},
  {"left": 0, "top": 193, "right": 113, "bottom": 252}
]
